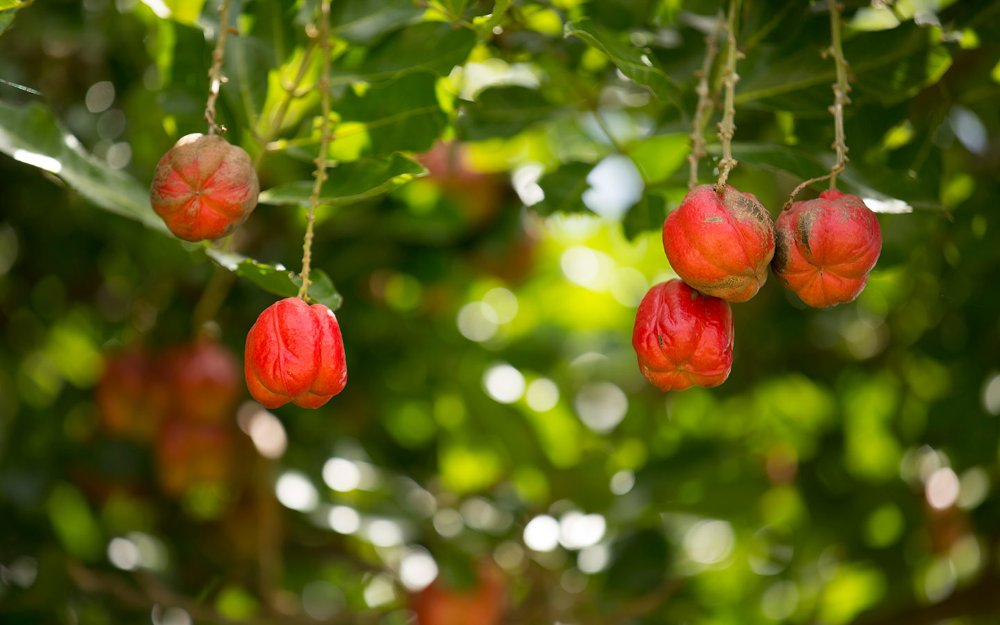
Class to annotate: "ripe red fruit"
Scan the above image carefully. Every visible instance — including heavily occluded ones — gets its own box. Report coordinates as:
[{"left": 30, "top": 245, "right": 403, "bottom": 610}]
[
  {"left": 244, "top": 297, "right": 347, "bottom": 409},
  {"left": 95, "top": 348, "right": 168, "bottom": 440},
  {"left": 632, "top": 279, "right": 734, "bottom": 391},
  {"left": 662, "top": 184, "right": 775, "bottom": 302},
  {"left": 155, "top": 419, "right": 234, "bottom": 495},
  {"left": 772, "top": 189, "right": 881, "bottom": 308},
  {"left": 150, "top": 133, "right": 259, "bottom": 241},
  {"left": 163, "top": 339, "right": 240, "bottom": 423},
  {"left": 411, "top": 563, "right": 504, "bottom": 625}
]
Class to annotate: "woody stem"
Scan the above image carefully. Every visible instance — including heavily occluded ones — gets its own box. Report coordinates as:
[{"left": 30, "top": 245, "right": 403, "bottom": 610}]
[
  {"left": 688, "top": 14, "right": 722, "bottom": 189},
  {"left": 714, "top": 0, "right": 741, "bottom": 190},
  {"left": 204, "top": 0, "right": 232, "bottom": 135},
  {"left": 828, "top": 0, "right": 850, "bottom": 188}
]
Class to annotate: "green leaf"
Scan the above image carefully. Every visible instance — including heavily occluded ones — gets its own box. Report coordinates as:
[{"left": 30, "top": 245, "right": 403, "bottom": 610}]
[
  {"left": 627, "top": 133, "right": 688, "bottom": 184},
  {"left": 533, "top": 161, "right": 594, "bottom": 216},
  {"left": 259, "top": 152, "right": 427, "bottom": 206},
  {"left": 564, "top": 18, "right": 682, "bottom": 107},
  {"left": 356, "top": 22, "right": 477, "bottom": 80},
  {"left": 622, "top": 193, "right": 667, "bottom": 240},
  {"left": 330, "top": 0, "right": 423, "bottom": 44},
  {"left": 0, "top": 100, "right": 166, "bottom": 231},
  {"left": 0, "top": 0, "right": 31, "bottom": 36},
  {"left": 473, "top": 0, "right": 512, "bottom": 33},
  {"left": 457, "top": 85, "right": 557, "bottom": 141},
  {"left": 337, "top": 72, "right": 446, "bottom": 154},
  {"left": 222, "top": 34, "right": 276, "bottom": 134},
  {"left": 204, "top": 249, "right": 343, "bottom": 311}
]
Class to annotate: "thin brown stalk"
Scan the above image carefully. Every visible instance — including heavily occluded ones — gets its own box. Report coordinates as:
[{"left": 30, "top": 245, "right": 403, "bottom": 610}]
[
  {"left": 204, "top": 0, "right": 233, "bottom": 135},
  {"left": 688, "top": 14, "right": 722, "bottom": 189},
  {"left": 714, "top": 0, "right": 741, "bottom": 191}
]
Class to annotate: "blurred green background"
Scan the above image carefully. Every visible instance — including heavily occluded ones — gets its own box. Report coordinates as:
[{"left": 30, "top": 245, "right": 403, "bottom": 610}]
[{"left": 1, "top": 0, "right": 999, "bottom": 624}]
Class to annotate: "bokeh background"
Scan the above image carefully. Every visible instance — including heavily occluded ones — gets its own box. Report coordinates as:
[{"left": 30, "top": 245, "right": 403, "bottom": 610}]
[{"left": 1, "top": 0, "right": 999, "bottom": 624}]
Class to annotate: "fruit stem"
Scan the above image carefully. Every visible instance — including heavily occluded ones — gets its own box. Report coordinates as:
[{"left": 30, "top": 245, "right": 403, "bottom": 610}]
[
  {"left": 296, "top": 0, "right": 333, "bottom": 301},
  {"left": 828, "top": 0, "right": 850, "bottom": 189},
  {"left": 782, "top": 1, "right": 852, "bottom": 209},
  {"left": 688, "top": 13, "right": 722, "bottom": 189},
  {"left": 714, "top": 0, "right": 741, "bottom": 191},
  {"left": 204, "top": 0, "right": 233, "bottom": 136}
]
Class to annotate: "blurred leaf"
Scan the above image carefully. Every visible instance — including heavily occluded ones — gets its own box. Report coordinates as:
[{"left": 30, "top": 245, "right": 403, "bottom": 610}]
[
  {"left": 457, "top": 86, "right": 558, "bottom": 141},
  {"left": 221, "top": 34, "right": 276, "bottom": 133},
  {"left": 565, "top": 18, "right": 682, "bottom": 107},
  {"left": 622, "top": 193, "right": 667, "bottom": 240},
  {"left": 330, "top": 0, "right": 423, "bottom": 43},
  {"left": 627, "top": 133, "right": 688, "bottom": 184},
  {"left": 533, "top": 161, "right": 593, "bottom": 215},
  {"left": 0, "top": 0, "right": 31, "bottom": 35},
  {"left": 474, "top": 0, "right": 512, "bottom": 32},
  {"left": 259, "top": 152, "right": 427, "bottom": 206},
  {"left": 0, "top": 100, "right": 166, "bottom": 231},
  {"left": 357, "top": 22, "right": 477, "bottom": 80},
  {"left": 337, "top": 72, "right": 446, "bottom": 154},
  {"left": 605, "top": 528, "right": 670, "bottom": 597},
  {"left": 204, "top": 249, "right": 344, "bottom": 311},
  {"left": 47, "top": 483, "right": 102, "bottom": 562}
]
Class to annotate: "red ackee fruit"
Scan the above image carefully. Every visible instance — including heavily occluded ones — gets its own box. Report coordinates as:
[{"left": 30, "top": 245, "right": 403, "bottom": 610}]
[
  {"left": 150, "top": 133, "right": 259, "bottom": 242},
  {"left": 95, "top": 347, "right": 168, "bottom": 440},
  {"left": 155, "top": 418, "right": 234, "bottom": 495},
  {"left": 163, "top": 339, "right": 240, "bottom": 423},
  {"left": 632, "top": 279, "right": 735, "bottom": 392},
  {"left": 772, "top": 189, "right": 882, "bottom": 308},
  {"left": 244, "top": 297, "right": 348, "bottom": 409},
  {"left": 411, "top": 562, "right": 505, "bottom": 625},
  {"left": 662, "top": 184, "right": 775, "bottom": 302}
]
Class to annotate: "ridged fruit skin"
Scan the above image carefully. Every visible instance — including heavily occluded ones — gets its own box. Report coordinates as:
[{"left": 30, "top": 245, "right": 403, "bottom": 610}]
[
  {"left": 772, "top": 189, "right": 881, "bottom": 308},
  {"left": 663, "top": 184, "right": 775, "bottom": 302},
  {"left": 411, "top": 563, "right": 504, "bottom": 625},
  {"left": 150, "top": 133, "right": 259, "bottom": 241},
  {"left": 163, "top": 339, "right": 240, "bottom": 423},
  {"left": 632, "top": 279, "right": 734, "bottom": 392},
  {"left": 244, "top": 297, "right": 347, "bottom": 409}
]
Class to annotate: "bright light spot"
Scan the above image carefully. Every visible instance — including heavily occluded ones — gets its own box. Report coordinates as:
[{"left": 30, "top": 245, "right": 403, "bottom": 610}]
[
  {"left": 863, "top": 197, "right": 912, "bottom": 214},
  {"left": 141, "top": 0, "right": 172, "bottom": 19},
  {"left": 684, "top": 520, "right": 735, "bottom": 565},
  {"left": 483, "top": 363, "right": 526, "bottom": 404},
  {"left": 574, "top": 382, "right": 628, "bottom": 433},
  {"left": 363, "top": 574, "right": 396, "bottom": 608},
  {"left": 461, "top": 497, "right": 511, "bottom": 532},
  {"left": 276, "top": 471, "right": 319, "bottom": 512},
  {"left": 106, "top": 142, "right": 132, "bottom": 169},
  {"left": 561, "top": 246, "right": 601, "bottom": 288},
  {"left": 524, "top": 515, "right": 560, "bottom": 552},
  {"left": 365, "top": 519, "right": 404, "bottom": 547},
  {"left": 152, "top": 606, "right": 191, "bottom": 625},
  {"left": 526, "top": 378, "right": 559, "bottom": 412},
  {"left": 761, "top": 581, "right": 799, "bottom": 620},
  {"left": 107, "top": 537, "right": 140, "bottom": 570},
  {"left": 128, "top": 532, "right": 168, "bottom": 571},
  {"left": 926, "top": 467, "right": 960, "bottom": 510},
  {"left": 400, "top": 549, "right": 439, "bottom": 591},
  {"left": 433, "top": 508, "right": 464, "bottom": 537},
  {"left": 610, "top": 267, "right": 648, "bottom": 307},
  {"left": 13, "top": 150, "right": 62, "bottom": 174},
  {"left": 559, "top": 512, "right": 606, "bottom": 550},
  {"left": 323, "top": 457, "right": 362, "bottom": 492},
  {"left": 483, "top": 287, "right": 518, "bottom": 323},
  {"left": 982, "top": 373, "right": 1000, "bottom": 415},
  {"left": 950, "top": 106, "right": 988, "bottom": 155},
  {"left": 328, "top": 505, "right": 361, "bottom": 534},
  {"left": 494, "top": 541, "right": 525, "bottom": 569},
  {"left": 577, "top": 544, "right": 610, "bottom": 574},
  {"left": 457, "top": 302, "right": 498, "bottom": 342},
  {"left": 512, "top": 163, "right": 545, "bottom": 206},
  {"left": 582, "top": 155, "right": 644, "bottom": 220},
  {"left": 610, "top": 470, "right": 635, "bottom": 495},
  {"left": 958, "top": 467, "right": 990, "bottom": 510},
  {"left": 85, "top": 81, "right": 115, "bottom": 113},
  {"left": 238, "top": 404, "right": 287, "bottom": 459}
]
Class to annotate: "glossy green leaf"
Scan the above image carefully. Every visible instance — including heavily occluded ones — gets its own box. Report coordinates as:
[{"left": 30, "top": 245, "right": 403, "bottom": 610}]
[
  {"left": 259, "top": 152, "right": 427, "bottom": 206},
  {"left": 337, "top": 72, "right": 446, "bottom": 154},
  {"left": 533, "top": 161, "right": 594, "bottom": 215},
  {"left": 565, "top": 18, "right": 682, "bottom": 107},
  {"left": 204, "top": 249, "right": 343, "bottom": 311},
  {"left": 627, "top": 133, "right": 688, "bottom": 184},
  {"left": 457, "top": 85, "right": 557, "bottom": 141},
  {"left": 357, "top": 22, "right": 477, "bottom": 80}
]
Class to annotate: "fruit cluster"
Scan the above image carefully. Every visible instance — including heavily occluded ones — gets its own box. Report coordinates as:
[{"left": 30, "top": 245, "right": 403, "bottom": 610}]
[
  {"left": 633, "top": 184, "right": 882, "bottom": 392},
  {"left": 95, "top": 339, "right": 242, "bottom": 494}
]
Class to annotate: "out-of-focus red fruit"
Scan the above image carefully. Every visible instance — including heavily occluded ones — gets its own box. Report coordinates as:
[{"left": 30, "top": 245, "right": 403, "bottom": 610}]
[
  {"left": 417, "top": 141, "right": 503, "bottom": 226},
  {"left": 411, "top": 562, "right": 505, "bottom": 625},
  {"left": 632, "top": 279, "right": 734, "bottom": 391},
  {"left": 244, "top": 297, "right": 347, "bottom": 409},
  {"left": 163, "top": 339, "right": 240, "bottom": 423},
  {"left": 662, "top": 184, "right": 775, "bottom": 302},
  {"left": 155, "top": 419, "right": 234, "bottom": 495},
  {"left": 150, "top": 133, "right": 259, "bottom": 241},
  {"left": 95, "top": 348, "right": 169, "bottom": 440},
  {"left": 772, "top": 189, "right": 881, "bottom": 308}
]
